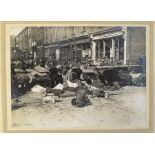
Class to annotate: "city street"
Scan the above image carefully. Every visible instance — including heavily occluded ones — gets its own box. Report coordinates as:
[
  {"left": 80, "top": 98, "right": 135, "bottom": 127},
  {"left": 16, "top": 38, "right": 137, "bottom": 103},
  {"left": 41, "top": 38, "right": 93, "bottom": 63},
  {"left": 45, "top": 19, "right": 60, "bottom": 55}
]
[{"left": 12, "top": 86, "right": 147, "bottom": 129}]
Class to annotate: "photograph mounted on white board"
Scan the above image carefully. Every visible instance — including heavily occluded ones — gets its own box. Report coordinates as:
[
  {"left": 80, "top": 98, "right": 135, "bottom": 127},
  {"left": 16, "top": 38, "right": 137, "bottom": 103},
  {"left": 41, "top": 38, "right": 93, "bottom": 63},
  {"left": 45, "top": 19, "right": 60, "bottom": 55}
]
[{"left": 9, "top": 25, "right": 148, "bottom": 131}]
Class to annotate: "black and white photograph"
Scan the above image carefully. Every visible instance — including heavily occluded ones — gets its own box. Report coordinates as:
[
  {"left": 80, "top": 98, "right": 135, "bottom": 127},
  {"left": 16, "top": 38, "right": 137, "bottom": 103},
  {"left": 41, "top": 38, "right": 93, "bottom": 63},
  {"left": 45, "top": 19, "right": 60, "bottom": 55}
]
[{"left": 9, "top": 24, "right": 149, "bottom": 131}]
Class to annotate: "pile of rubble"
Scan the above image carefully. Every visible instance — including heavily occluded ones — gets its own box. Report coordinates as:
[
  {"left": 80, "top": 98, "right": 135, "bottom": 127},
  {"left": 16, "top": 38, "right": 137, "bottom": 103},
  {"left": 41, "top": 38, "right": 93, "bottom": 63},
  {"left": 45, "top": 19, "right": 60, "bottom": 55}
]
[{"left": 12, "top": 64, "right": 146, "bottom": 109}]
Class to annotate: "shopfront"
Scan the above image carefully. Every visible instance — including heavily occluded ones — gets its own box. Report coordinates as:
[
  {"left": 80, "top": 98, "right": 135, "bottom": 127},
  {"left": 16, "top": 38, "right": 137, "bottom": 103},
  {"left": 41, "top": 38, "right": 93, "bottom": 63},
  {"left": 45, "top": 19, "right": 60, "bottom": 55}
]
[
  {"left": 58, "top": 36, "right": 91, "bottom": 64},
  {"left": 71, "top": 37, "right": 91, "bottom": 64},
  {"left": 59, "top": 41, "right": 72, "bottom": 63},
  {"left": 91, "top": 27, "right": 126, "bottom": 65},
  {"left": 36, "top": 46, "right": 44, "bottom": 59},
  {"left": 44, "top": 43, "right": 58, "bottom": 62}
]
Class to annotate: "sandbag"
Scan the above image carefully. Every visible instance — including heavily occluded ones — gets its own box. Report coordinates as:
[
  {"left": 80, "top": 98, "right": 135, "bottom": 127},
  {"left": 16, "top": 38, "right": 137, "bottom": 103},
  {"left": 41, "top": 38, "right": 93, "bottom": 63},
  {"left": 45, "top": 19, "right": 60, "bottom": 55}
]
[
  {"left": 91, "top": 80, "right": 105, "bottom": 88},
  {"left": 14, "top": 68, "right": 26, "bottom": 73},
  {"left": 53, "top": 83, "right": 64, "bottom": 96},
  {"left": 31, "top": 85, "right": 46, "bottom": 93},
  {"left": 82, "top": 81, "right": 98, "bottom": 90},
  {"left": 130, "top": 73, "right": 142, "bottom": 86},
  {"left": 34, "top": 66, "right": 49, "bottom": 73},
  {"left": 53, "top": 83, "right": 64, "bottom": 90},
  {"left": 66, "top": 80, "right": 78, "bottom": 88},
  {"left": 52, "top": 89, "right": 65, "bottom": 96},
  {"left": 27, "top": 69, "right": 47, "bottom": 77},
  {"left": 27, "top": 73, "right": 35, "bottom": 84},
  {"left": 62, "top": 91, "right": 76, "bottom": 98},
  {"left": 26, "top": 69, "right": 35, "bottom": 73},
  {"left": 15, "top": 73, "right": 30, "bottom": 84},
  {"left": 119, "top": 71, "right": 131, "bottom": 82}
]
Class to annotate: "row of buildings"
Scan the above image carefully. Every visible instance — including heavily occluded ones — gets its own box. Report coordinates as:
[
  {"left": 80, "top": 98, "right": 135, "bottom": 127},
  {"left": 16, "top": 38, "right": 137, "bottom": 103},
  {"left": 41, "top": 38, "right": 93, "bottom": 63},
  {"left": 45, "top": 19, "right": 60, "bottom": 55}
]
[{"left": 11, "top": 26, "right": 146, "bottom": 66}]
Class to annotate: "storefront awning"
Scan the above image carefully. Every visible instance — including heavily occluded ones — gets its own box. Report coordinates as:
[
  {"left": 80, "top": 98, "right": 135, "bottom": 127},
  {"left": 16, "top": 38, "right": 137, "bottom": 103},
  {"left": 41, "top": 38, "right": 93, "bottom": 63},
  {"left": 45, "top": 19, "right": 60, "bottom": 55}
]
[
  {"left": 59, "top": 38, "right": 91, "bottom": 47},
  {"left": 76, "top": 38, "right": 91, "bottom": 45},
  {"left": 59, "top": 42, "right": 73, "bottom": 47},
  {"left": 44, "top": 44, "right": 58, "bottom": 48},
  {"left": 93, "top": 31, "right": 124, "bottom": 40}
]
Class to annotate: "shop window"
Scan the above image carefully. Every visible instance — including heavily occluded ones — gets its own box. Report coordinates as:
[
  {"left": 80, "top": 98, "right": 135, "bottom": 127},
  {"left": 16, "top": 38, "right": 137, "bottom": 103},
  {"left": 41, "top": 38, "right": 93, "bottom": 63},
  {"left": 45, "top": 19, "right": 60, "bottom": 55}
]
[
  {"left": 115, "top": 37, "right": 124, "bottom": 61},
  {"left": 119, "top": 47, "right": 124, "bottom": 60}
]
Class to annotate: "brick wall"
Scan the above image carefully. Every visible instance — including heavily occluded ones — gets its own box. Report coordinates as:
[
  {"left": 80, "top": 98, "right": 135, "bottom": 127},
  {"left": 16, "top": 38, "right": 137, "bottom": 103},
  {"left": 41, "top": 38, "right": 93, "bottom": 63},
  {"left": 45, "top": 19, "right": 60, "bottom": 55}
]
[{"left": 126, "top": 27, "right": 146, "bottom": 64}]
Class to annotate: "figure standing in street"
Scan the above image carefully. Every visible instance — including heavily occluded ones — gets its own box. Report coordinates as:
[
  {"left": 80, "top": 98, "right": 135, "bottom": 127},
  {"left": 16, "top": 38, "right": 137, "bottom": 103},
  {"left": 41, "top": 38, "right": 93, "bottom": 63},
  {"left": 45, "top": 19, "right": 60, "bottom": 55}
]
[
  {"left": 66, "top": 65, "right": 73, "bottom": 82},
  {"left": 49, "top": 63, "right": 58, "bottom": 88}
]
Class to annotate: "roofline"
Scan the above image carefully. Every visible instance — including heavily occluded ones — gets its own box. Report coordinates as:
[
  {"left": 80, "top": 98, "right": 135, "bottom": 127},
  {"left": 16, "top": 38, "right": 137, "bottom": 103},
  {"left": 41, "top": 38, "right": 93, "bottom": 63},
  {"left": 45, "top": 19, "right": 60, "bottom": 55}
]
[
  {"left": 91, "top": 26, "right": 123, "bottom": 36},
  {"left": 17, "top": 27, "right": 28, "bottom": 36}
]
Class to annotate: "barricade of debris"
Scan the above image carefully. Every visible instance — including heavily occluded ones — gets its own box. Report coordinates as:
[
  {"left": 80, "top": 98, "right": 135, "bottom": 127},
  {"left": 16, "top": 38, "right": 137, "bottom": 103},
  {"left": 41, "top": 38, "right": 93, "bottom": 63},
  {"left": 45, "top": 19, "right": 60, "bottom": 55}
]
[{"left": 11, "top": 63, "right": 146, "bottom": 109}]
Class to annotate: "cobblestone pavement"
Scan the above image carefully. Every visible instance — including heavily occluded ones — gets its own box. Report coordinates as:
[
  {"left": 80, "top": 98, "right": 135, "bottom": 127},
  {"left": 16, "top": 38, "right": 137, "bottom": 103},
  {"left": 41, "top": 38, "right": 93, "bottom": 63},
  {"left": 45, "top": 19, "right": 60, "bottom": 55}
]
[{"left": 11, "top": 86, "right": 147, "bottom": 130}]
